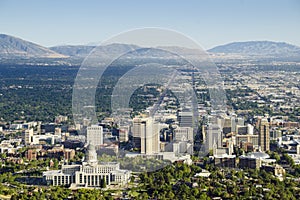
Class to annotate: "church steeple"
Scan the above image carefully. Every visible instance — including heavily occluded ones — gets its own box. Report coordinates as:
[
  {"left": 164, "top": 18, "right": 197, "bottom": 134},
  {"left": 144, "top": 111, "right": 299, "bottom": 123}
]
[{"left": 213, "top": 138, "right": 218, "bottom": 155}]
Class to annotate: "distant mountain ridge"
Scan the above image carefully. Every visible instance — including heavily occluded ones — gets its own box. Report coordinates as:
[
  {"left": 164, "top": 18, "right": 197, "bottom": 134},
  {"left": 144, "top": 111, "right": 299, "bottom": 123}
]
[
  {"left": 0, "top": 34, "right": 66, "bottom": 58},
  {"left": 50, "top": 43, "right": 140, "bottom": 57},
  {"left": 1, "top": 33, "right": 300, "bottom": 61},
  {"left": 208, "top": 41, "right": 300, "bottom": 56},
  {"left": 50, "top": 45, "right": 96, "bottom": 57}
]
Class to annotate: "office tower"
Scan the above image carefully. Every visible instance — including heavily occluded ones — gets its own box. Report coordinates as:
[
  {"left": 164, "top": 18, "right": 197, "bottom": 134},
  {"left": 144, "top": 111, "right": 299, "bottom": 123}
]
[
  {"left": 204, "top": 124, "right": 222, "bottom": 153},
  {"left": 231, "top": 117, "right": 244, "bottom": 133},
  {"left": 24, "top": 128, "right": 34, "bottom": 145},
  {"left": 221, "top": 116, "right": 245, "bottom": 134},
  {"left": 174, "top": 127, "right": 193, "bottom": 142},
  {"left": 140, "top": 118, "right": 160, "bottom": 155},
  {"left": 223, "top": 117, "right": 232, "bottom": 134},
  {"left": 132, "top": 118, "right": 142, "bottom": 148},
  {"left": 178, "top": 111, "right": 193, "bottom": 127},
  {"left": 247, "top": 124, "right": 254, "bottom": 135},
  {"left": 259, "top": 118, "right": 270, "bottom": 152},
  {"left": 87, "top": 125, "right": 103, "bottom": 146},
  {"left": 119, "top": 125, "right": 129, "bottom": 142}
]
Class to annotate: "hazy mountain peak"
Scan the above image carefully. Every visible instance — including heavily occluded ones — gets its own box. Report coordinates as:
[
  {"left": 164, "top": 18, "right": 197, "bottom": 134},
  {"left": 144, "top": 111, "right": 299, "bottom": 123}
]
[
  {"left": 50, "top": 43, "right": 140, "bottom": 57},
  {"left": 208, "top": 41, "right": 300, "bottom": 56},
  {"left": 0, "top": 34, "right": 67, "bottom": 58}
]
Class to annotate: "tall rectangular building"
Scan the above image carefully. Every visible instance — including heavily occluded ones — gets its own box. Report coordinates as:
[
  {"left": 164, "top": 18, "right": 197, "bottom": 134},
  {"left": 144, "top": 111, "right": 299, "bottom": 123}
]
[
  {"left": 174, "top": 127, "right": 193, "bottom": 142},
  {"left": 223, "top": 117, "right": 232, "bottom": 134},
  {"left": 178, "top": 111, "right": 193, "bottom": 127},
  {"left": 132, "top": 118, "right": 142, "bottom": 148},
  {"left": 87, "top": 125, "right": 103, "bottom": 146},
  {"left": 204, "top": 124, "right": 222, "bottom": 153},
  {"left": 24, "top": 128, "right": 34, "bottom": 145},
  {"left": 259, "top": 118, "right": 270, "bottom": 152},
  {"left": 231, "top": 117, "right": 244, "bottom": 133},
  {"left": 119, "top": 125, "right": 129, "bottom": 142},
  {"left": 140, "top": 118, "right": 160, "bottom": 155}
]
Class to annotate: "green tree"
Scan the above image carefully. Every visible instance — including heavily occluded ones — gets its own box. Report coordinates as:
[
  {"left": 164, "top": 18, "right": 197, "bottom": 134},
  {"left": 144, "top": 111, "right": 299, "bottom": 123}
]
[{"left": 100, "top": 178, "right": 106, "bottom": 188}]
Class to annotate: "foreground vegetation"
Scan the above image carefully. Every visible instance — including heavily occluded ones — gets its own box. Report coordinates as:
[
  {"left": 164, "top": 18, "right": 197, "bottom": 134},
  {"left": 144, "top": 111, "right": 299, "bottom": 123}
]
[{"left": 1, "top": 157, "right": 300, "bottom": 200}]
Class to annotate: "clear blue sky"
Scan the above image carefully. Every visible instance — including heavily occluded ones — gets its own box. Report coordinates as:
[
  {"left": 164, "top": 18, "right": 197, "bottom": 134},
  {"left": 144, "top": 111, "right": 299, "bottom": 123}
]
[{"left": 0, "top": 0, "right": 299, "bottom": 49}]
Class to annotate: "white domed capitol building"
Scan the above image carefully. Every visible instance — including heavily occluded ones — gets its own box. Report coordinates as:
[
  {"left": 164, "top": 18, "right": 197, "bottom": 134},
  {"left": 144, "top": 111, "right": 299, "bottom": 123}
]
[{"left": 43, "top": 143, "right": 131, "bottom": 187}]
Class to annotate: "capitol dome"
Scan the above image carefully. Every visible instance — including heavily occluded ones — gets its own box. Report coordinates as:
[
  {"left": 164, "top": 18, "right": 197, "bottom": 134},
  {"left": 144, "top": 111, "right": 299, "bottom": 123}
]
[
  {"left": 84, "top": 143, "right": 98, "bottom": 164},
  {"left": 247, "top": 152, "right": 270, "bottom": 159},
  {"left": 87, "top": 143, "right": 96, "bottom": 152}
]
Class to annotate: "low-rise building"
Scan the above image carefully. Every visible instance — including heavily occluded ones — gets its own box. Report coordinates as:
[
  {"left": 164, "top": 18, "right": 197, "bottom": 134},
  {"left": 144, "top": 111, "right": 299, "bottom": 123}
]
[
  {"left": 214, "top": 154, "right": 236, "bottom": 168},
  {"left": 25, "top": 149, "right": 37, "bottom": 161},
  {"left": 261, "top": 164, "right": 286, "bottom": 177},
  {"left": 64, "top": 148, "right": 75, "bottom": 161},
  {"left": 194, "top": 169, "right": 211, "bottom": 178},
  {"left": 239, "top": 152, "right": 275, "bottom": 169}
]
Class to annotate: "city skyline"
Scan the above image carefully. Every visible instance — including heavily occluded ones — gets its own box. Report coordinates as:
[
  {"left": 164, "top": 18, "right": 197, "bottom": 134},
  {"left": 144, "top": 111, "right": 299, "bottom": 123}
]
[{"left": 1, "top": 1, "right": 300, "bottom": 198}]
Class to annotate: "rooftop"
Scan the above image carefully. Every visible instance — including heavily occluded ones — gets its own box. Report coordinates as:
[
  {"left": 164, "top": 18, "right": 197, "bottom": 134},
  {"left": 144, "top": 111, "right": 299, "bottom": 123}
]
[{"left": 240, "top": 152, "right": 270, "bottom": 159}]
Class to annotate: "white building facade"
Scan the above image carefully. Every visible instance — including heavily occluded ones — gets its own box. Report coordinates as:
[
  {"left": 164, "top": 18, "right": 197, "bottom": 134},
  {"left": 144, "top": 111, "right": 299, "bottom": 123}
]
[{"left": 43, "top": 143, "right": 131, "bottom": 187}]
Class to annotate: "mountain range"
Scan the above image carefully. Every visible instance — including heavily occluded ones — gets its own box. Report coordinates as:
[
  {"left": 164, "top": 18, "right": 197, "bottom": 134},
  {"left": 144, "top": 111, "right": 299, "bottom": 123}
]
[
  {"left": 208, "top": 41, "right": 300, "bottom": 56},
  {"left": 1, "top": 33, "right": 300, "bottom": 60},
  {"left": 0, "top": 34, "right": 66, "bottom": 58}
]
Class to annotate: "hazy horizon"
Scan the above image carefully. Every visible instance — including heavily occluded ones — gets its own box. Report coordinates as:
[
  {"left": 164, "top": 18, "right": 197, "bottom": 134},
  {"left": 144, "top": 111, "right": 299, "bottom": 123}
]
[
  {"left": 1, "top": 0, "right": 300, "bottom": 49},
  {"left": 2, "top": 32, "right": 300, "bottom": 51}
]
